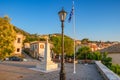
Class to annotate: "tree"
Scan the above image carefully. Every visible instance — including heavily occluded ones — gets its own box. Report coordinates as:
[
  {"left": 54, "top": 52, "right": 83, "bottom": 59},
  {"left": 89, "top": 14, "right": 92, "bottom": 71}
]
[
  {"left": 64, "top": 36, "right": 74, "bottom": 56},
  {"left": 50, "top": 35, "right": 74, "bottom": 56},
  {"left": 92, "top": 51, "right": 102, "bottom": 60},
  {"left": 81, "top": 38, "right": 90, "bottom": 44},
  {"left": 76, "top": 46, "right": 91, "bottom": 60},
  {"left": 101, "top": 52, "right": 112, "bottom": 67},
  {"left": 50, "top": 36, "right": 61, "bottom": 55},
  {"left": 0, "top": 17, "right": 16, "bottom": 59}
]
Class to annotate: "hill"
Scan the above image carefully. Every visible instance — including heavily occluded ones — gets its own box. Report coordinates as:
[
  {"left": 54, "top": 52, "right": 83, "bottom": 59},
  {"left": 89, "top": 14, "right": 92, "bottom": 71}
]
[
  {"left": 13, "top": 26, "right": 30, "bottom": 36},
  {"left": 13, "top": 26, "right": 74, "bottom": 43}
]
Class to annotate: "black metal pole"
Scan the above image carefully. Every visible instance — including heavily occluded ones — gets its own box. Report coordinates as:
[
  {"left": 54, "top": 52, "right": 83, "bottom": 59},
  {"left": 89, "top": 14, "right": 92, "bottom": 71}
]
[{"left": 60, "top": 21, "right": 66, "bottom": 80}]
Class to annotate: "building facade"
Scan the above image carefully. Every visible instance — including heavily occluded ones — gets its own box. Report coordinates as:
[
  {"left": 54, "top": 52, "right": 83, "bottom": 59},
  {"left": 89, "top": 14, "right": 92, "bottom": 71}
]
[
  {"left": 13, "top": 33, "right": 24, "bottom": 56},
  {"left": 30, "top": 41, "right": 46, "bottom": 58}
]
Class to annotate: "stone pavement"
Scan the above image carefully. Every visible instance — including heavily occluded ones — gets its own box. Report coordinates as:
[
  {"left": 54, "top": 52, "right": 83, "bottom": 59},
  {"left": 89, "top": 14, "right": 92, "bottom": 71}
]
[{"left": 0, "top": 61, "right": 104, "bottom": 80}]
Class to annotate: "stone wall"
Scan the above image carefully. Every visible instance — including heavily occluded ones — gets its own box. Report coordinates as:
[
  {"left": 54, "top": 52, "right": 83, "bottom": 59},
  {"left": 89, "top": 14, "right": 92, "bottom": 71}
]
[{"left": 95, "top": 61, "right": 120, "bottom": 80}]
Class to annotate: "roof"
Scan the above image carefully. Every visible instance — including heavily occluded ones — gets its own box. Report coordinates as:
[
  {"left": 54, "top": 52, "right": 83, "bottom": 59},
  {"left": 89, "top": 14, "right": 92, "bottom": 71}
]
[
  {"left": 30, "top": 41, "right": 46, "bottom": 44},
  {"left": 100, "top": 43, "right": 120, "bottom": 53}
]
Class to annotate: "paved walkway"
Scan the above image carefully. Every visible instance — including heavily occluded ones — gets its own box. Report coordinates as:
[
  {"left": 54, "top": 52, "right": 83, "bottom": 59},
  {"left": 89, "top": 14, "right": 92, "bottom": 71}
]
[{"left": 0, "top": 61, "right": 103, "bottom": 80}]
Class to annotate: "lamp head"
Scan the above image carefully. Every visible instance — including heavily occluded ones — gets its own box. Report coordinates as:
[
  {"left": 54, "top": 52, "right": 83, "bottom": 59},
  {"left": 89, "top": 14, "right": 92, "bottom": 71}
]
[{"left": 58, "top": 8, "right": 67, "bottom": 22}]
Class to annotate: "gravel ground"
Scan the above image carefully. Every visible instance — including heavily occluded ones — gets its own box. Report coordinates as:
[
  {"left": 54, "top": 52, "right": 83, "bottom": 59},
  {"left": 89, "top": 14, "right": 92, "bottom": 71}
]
[{"left": 0, "top": 61, "right": 103, "bottom": 80}]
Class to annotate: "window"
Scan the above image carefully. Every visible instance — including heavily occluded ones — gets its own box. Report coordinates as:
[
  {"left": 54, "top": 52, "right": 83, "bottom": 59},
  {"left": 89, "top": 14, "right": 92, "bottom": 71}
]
[
  {"left": 35, "top": 45, "right": 38, "bottom": 49},
  {"left": 17, "top": 48, "right": 20, "bottom": 52},
  {"left": 17, "top": 38, "right": 21, "bottom": 43}
]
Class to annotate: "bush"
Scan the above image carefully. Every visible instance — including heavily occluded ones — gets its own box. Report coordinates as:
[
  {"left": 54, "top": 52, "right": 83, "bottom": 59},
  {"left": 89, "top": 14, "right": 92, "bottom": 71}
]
[
  {"left": 101, "top": 57, "right": 112, "bottom": 67},
  {"left": 109, "top": 64, "right": 120, "bottom": 76}
]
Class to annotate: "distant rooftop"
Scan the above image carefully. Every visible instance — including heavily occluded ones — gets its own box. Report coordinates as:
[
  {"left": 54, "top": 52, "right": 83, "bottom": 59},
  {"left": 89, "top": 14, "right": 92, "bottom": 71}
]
[{"left": 100, "top": 43, "right": 120, "bottom": 53}]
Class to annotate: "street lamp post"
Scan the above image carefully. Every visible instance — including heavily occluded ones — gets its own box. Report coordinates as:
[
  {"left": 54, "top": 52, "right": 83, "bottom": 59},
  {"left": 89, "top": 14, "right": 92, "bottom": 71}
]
[{"left": 58, "top": 8, "right": 67, "bottom": 80}]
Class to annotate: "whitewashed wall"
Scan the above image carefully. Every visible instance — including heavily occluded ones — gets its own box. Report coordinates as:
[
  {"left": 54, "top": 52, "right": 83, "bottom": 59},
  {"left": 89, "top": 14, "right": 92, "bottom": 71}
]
[{"left": 108, "top": 53, "right": 120, "bottom": 65}]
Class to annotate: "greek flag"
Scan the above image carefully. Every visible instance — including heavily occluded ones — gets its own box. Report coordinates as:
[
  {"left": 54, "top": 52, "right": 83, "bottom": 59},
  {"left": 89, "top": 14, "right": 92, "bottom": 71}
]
[{"left": 68, "top": 6, "right": 74, "bottom": 23}]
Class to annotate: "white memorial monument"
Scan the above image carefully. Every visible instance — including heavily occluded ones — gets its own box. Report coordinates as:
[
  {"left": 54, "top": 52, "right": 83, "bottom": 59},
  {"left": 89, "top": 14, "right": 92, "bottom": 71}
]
[{"left": 35, "top": 39, "right": 58, "bottom": 72}]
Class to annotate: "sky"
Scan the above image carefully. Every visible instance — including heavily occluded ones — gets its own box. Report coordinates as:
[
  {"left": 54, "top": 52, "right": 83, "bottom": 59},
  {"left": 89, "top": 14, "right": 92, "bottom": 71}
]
[{"left": 0, "top": 0, "right": 120, "bottom": 41}]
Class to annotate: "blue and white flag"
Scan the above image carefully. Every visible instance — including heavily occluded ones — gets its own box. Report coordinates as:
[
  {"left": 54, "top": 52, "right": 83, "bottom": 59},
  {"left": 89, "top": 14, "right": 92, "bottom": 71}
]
[{"left": 68, "top": 6, "right": 74, "bottom": 23}]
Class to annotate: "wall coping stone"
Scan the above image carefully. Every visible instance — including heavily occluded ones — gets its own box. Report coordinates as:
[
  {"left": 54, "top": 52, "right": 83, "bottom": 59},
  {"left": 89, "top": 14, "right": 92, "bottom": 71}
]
[{"left": 95, "top": 61, "right": 120, "bottom": 80}]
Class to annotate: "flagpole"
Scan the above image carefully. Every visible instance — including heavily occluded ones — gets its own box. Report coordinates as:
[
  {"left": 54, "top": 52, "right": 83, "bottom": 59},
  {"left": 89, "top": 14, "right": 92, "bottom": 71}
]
[{"left": 72, "top": 0, "right": 76, "bottom": 74}]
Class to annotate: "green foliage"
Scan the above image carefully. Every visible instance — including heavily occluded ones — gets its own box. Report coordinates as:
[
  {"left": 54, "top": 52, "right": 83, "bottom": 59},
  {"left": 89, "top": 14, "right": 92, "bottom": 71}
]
[
  {"left": 13, "top": 24, "right": 44, "bottom": 43},
  {"left": 81, "top": 38, "right": 90, "bottom": 44},
  {"left": 110, "top": 64, "right": 120, "bottom": 76},
  {"left": 76, "top": 46, "right": 91, "bottom": 60},
  {"left": 76, "top": 48, "right": 111, "bottom": 67},
  {"left": 86, "top": 53, "right": 93, "bottom": 60},
  {"left": 102, "top": 57, "right": 112, "bottom": 67},
  {"left": 13, "top": 26, "right": 30, "bottom": 36},
  {"left": 92, "top": 51, "right": 102, "bottom": 60},
  {"left": 50, "top": 35, "right": 74, "bottom": 56},
  {"left": 24, "top": 34, "right": 46, "bottom": 42},
  {"left": 102, "top": 52, "right": 107, "bottom": 59},
  {"left": 64, "top": 36, "right": 74, "bottom": 56},
  {"left": 50, "top": 36, "right": 61, "bottom": 55},
  {"left": 101, "top": 52, "right": 112, "bottom": 67},
  {"left": 24, "top": 34, "right": 38, "bottom": 42},
  {"left": 0, "top": 17, "right": 16, "bottom": 59}
]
